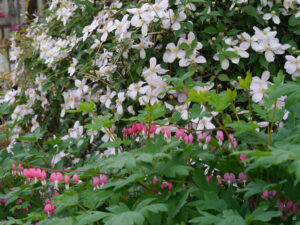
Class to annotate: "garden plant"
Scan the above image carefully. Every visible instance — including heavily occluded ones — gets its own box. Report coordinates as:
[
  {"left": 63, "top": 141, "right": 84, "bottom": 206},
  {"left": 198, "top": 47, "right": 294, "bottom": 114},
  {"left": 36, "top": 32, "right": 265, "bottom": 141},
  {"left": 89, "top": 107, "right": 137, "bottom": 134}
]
[{"left": 0, "top": 0, "right": 300, "bottom": 224}]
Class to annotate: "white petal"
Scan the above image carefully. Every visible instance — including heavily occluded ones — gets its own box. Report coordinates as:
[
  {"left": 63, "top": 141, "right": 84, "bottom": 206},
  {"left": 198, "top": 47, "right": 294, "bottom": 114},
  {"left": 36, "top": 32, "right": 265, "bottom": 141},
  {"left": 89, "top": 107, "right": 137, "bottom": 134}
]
[
  {"left": 265, "top": 50, "right": 274, "bottom": 62},
  {"left": 141, "top": 24, "right": 148, "bottom": 36},
  {"left": 263, "top": 13, "right": 272, "bottom": 20},
  {"left": 196, "top": 56, "right": 207, "bottom": 63},
  {"left": 172, "top": 22, "right": 181, "bottom": 31},
  {"left": 140, "top": 49, "right": 146, "bottom": 59},
  {"left": 262, "top": 71, "right": 270, "bottom": 81},
  {"left": 221, "top": 59, "right": 229, "bottom": 70},
  {"left": 272, "top": 15, "right": 280, "bottom": 24}
]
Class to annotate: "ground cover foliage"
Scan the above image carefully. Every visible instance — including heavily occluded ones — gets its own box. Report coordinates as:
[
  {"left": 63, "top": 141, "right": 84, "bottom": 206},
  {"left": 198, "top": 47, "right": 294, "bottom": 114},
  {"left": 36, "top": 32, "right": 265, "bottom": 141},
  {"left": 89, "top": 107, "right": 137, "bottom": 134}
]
[{"left": 0, "top": 0, "right": 300, "bottom": 224}]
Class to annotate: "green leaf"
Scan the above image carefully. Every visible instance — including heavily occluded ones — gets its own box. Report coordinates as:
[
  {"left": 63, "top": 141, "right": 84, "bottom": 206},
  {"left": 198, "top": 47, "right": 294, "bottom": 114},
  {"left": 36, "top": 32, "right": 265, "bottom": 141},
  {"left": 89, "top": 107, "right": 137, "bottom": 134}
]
[
  {"left": 77, "top": 211, "right": 108, "bottom": 225},
  {"left": 203, "top": 26, "right": 218, "bottom": 34},
  {"left": 259, "top": 56, "right": 268, "bottom": 70},
  {"left": 17, "top": 127, "right": 45, "bottom": 142},
  {"left": 189, "top": 211, "right": 222, "bottom": 224},
  {"left": 244, "top": 5, "right": 264, "bottom": 25},
  {"left": 99, "top": 140, "right": 122, "bottom": 148},
  {"left": 105, "top": 211, "right": 144, "bottom": 225},
  {"left": 0, "top": 102, "right": 10, "bottom": 115},
  {"left": 208, "top": 91, "right": 231, "bottom": 112},
  {"left": 218, "top": 74, "right": 230, "bottom": 82},
  {"left": 52, "top": 191, "right": 78, "bottom": 208},
  {"left": 223, "top": 51, "right": 239, "bottom": 58},
  {"left": 84, "top": 114, "right": 116, "bottom": 130},
  {"left": 67, "top": 101, "right": 95, "bottom": 113},
  {"left": 238, "top": 180, "right": 276, "bottom": 199},
  {"left": 246, "top": 207, "right": 281, "bottom": 223},
  {"left": 288, "top": 15, "right": 299, "bottom": 26},
  {"left": 164, "top": 164, "right": 193, "bottom": 178},
  {"left": 217, "top": 210, "right": 246, "bottom": 225},
  {"left": 179, "top": 42, "right": 190, "bottom": 50},
  {"left": 38, "top": 217, "right": 73, "bottom": 225},
  {"left": 227, "top": 121, "right": 258, "bottom": 134},
  {"left": 239, "top": 71, "right": 252, "bottom": 90},
  {"left": 188, "top": 89, "right": 208, "bottom": 104}
]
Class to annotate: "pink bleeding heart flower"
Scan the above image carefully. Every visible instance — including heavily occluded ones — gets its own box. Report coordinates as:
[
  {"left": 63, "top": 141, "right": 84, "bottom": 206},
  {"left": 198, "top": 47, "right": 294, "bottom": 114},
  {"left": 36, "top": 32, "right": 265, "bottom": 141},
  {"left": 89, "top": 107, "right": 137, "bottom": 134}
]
[
  {"left": 150, "top": 125, "right": 157, "bottom": 137},
  {"left": 99, "top": 174, "right": 107, "bottom": 186},
  {"left": 238, "top": 172, "right": 249, "bottom": 185},
  {"left": 203, "top": 135, "right": 211, "bottom": 150},
  {"left": 41, "top": 170, "right": 47, "bottom": 185},
  {"left": 229, "top": 134, "right": 238, "bottom": 149},
  {"left": 44, "top": 204, "right": 53, "bottom": 217},
  {"left": 50, "top": 172, "right": 63, "bottom": 189},
  {"left": 216, "top": 175, "right": 222, "bottom": 185},
  {"left": 224, "top": 173, "right": 235, "bottom": 185},
  {"left": 165, "top": 128, "right": 171, "bottom": 142},
  {"left": 123, "top": 128, "right": 129, "bottom": 138},
  {"left": 33, "top": 168, "right": 42, "bottom": 183},
  {"left": 216, "top": 130, "right": 224, "bottom": 145},
  {"left": 65, "top": 175, "right": 70, "bottom": 190},
  {"left": 93, "top": 177, "right": 100, "bottom": 190},
  {"left": 175, "top": 129, "right": 185, "bottom": 139}
]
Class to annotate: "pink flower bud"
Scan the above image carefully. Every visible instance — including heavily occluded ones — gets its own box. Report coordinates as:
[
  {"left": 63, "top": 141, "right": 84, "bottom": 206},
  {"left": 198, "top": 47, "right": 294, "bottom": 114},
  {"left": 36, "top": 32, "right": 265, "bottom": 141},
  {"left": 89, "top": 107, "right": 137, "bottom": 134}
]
[
  {"left": 44, "top": 204, "right": 53, "bottom": 217},
  {"left": 99, "top": 174, "right": 107, "bottom": 185},
  {"left": 293, "top": 204, "right": 299, "bottom": 214},
  {"left": 50, "top": 173, "right": 57, "bottom": 183},
  {"left": 23, "top": 169, "right": 30, "bottom": 178},
  {"left": 12, "top": 164, "right": 16, "bottom": 176},
  {"left": 184, "top": 134, "right": 189, "bottom": 145},
  {"left": 153, "top": 176, "right": 158, "bottom": 184},
  {"left": 123, "top": 128, "right": 129, "bottom": 138},
  {"left": 93, "top": 177, "right": 100, "bottom": 190},
  {"left": 229, "top": 134, "right": 238, "bottom": 149},
  {"left": 168, "top": 182, "right": 173, "bottom": 192},
  {"left": 137, "top": 123, "right": 144, "bottom": 133},
  {"left": 175, "top": 129, "right": 185, "bottom": 139},
  {"left": 240, "top": 154, "right": 247, "bottom": 161},
  {"left": 150, "top": 125, "right": 157, "bottom": 136},
  {"left": 216, "top": 131, "right": 224, "bottom": 140},
  {"left": 188, "top": 134, "right": 193, "bottom": 144},
  {"left": 161, "top": 182, "right": 167, "bottom": 190},
  {"left": 206, "top": 175, "right": 213, "bottom": 183},
  {"left": 261, "top": 190, "right": 269, "bottom": 200},
  {"left": 41, "top": 170, "right": 47, "bottom": 185},
  {"left": 73, "top": 174, "right": 79, "bottom": 183},
  {"left": 18, "top": 164, "right": 22, "bottom": 176},
  {"left": 45, "top": 198, "right": 51, "bottom": 205},
  {"left": 56, "top": 173, "right": 63, "bottom": 182},
  {"left": 160, "top": 127, "right": 165, "bottom": 135}
]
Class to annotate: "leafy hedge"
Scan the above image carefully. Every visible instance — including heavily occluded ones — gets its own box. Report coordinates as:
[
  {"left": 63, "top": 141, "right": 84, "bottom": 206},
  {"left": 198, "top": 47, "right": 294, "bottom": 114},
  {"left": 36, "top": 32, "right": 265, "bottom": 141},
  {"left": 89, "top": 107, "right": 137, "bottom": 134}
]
[{"left": 0, "top": 0, "right": 300, "bottom": 224}]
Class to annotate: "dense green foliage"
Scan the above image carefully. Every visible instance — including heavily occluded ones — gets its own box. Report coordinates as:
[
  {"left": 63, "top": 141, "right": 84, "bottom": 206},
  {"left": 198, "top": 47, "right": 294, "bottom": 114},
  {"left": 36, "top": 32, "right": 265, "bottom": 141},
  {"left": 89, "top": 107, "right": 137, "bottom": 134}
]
[{"left": 0, "top": 0, "right": 300, "bottom": 224}]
